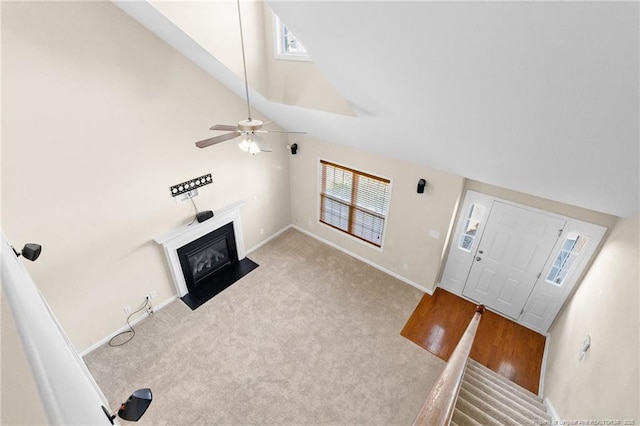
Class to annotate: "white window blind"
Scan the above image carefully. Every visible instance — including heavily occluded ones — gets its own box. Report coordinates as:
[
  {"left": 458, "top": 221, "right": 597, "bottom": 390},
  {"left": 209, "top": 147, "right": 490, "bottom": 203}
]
[{"left": 319, "top": 160, "right": 391, "bottom": 247}]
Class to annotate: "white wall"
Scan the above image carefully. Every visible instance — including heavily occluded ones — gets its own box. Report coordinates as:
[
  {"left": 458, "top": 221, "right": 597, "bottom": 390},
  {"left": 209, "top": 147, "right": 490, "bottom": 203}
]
[
  {"left": 288, "top": 136, "right": 464, "bottom": 293},
  {"left": 148, "top": 0, "right": 269, "bottom": 101},
  {"left": 1, "top": 297, "right": 47, "bottom": 425},
  {"left": 543, "top": 214, "right": 639, "bottom": 420},
  {"left": 262, "top": 5, "right": 354, "bottom": 117},
  {"left": 1, "top": 1, "right": 291, "bottom": 352},
  {"left": 146, "top": 0, "right": 353, "bottom": 117},
  {"left": 465, "top": 180, "right": 618, "bottom": 229}
]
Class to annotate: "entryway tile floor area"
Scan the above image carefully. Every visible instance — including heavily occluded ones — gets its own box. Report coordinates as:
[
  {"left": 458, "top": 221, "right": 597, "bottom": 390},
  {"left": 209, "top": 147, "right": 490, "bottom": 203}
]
[{"left": 401, "top": 288, "right": 546, "bottom": 394}]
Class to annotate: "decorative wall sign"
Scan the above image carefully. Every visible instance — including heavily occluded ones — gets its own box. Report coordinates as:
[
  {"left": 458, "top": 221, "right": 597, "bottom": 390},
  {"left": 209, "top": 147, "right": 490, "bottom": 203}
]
[{"left": 170, "top": 174, "right": 212, "bottom": 197}]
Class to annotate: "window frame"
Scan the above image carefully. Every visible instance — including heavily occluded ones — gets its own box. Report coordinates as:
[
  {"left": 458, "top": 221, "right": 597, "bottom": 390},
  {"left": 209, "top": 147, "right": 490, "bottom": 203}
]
[
  {"left": 272, "top": 14, "right": 312, "bottom": 62},
  {"left": 317, "top": 158, "right": 392, "bottom": 250},
  {"left": 545, "top": 232, "right": 588, "bottom": 286}
]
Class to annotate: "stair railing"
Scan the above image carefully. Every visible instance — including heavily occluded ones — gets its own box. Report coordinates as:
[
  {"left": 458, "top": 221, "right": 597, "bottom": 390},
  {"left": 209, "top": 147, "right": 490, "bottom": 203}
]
[{"left": 412, "top": 305, "right": 485, "bottom": 426}]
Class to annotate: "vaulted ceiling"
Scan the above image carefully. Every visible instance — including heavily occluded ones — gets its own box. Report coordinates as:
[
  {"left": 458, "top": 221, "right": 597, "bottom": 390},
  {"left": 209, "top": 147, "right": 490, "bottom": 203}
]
[{"left": 115, "top": 1, "right": 639, "bottom": 217}]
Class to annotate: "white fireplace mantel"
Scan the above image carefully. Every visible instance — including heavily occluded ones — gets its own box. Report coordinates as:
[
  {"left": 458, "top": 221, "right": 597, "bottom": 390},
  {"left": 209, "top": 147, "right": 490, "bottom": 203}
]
[{"left": 154, "top": 200, "right": 246, "bottom": 297}]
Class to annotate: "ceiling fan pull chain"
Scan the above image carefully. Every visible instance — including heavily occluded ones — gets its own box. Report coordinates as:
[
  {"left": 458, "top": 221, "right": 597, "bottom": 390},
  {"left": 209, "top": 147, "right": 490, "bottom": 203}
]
[{"left": 236, "top": 0, "right": 252, "bottom": 121}]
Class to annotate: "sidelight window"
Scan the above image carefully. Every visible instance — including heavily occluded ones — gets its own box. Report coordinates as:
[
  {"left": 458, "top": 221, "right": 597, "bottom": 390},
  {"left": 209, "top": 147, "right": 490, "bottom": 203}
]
[
  {"left": 319, "top": 160, "right": 391, "bottom": 247},
  {"left": 458, "top": 204, "right": 486, "bottom": 251},
  {"left": 546, "top": 233, "right": 588, "bottom": 286}
]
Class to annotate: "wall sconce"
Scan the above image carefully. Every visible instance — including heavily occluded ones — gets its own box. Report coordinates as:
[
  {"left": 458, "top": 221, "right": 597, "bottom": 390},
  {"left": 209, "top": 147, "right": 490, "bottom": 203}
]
[
  {"left": 12, "top": 243, "right": 42, "bottom": 262},
  {"left": 289, "top": 143, "right": 298, "bottom": 155},
  {"left": 417, "top": 179, "right": 427, "bottom": 194},
  {"left": 102, "top": 388, "right": 153, "bottom": 424},
  {"left": 170, "top": 174, "right": 213, "bottom": 198}
]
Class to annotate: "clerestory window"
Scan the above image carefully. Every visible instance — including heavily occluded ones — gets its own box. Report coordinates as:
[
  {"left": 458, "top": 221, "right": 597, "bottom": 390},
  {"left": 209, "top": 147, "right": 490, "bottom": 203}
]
[
  {"left": 319, "top": 160, "right": 391, "bottom": 247},
  {"left": 273, "top": 14, "right": 311, "bottom": 61}
]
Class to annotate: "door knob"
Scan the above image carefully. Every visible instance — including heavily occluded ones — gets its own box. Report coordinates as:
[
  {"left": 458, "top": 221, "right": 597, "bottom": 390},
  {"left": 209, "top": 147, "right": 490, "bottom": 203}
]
[{"left": 476, "top": 256, "right": 482, "bottom": 261}]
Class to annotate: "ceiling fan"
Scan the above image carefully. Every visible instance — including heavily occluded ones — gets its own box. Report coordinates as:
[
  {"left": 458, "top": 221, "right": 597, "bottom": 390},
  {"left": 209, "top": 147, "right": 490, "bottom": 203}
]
[{"left": 196, "top": 0, "right": 305, "bottom": 154}]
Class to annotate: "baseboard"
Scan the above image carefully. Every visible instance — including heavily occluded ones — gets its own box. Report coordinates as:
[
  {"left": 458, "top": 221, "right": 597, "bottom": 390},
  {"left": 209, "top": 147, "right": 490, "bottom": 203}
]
[
  {"left": 544, "top": 397, "right": 561, "bottom": 423},
  {"left": 290, "top": 225, "right": 434, "bottom": 295},
  {"left": 245, "top": 224, "right": 293, "bottom": 255},
  {"left": 538, "top": 331, "right": 551, "bottom": 396},
  {"left": 81, "top": 223, "right": 429, "bottom": 356},
  {"left": 81, "top": 225, "right": 292, "bottom": 357},
  {"left": 79, "top": 295, "right": 177, "bottom": 357}
]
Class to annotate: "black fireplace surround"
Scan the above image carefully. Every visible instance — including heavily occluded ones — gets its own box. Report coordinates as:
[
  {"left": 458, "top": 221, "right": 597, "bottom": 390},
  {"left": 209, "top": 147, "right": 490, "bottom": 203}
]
[{"left": 177, "top": 222, "right": 258, "bottom": 310}]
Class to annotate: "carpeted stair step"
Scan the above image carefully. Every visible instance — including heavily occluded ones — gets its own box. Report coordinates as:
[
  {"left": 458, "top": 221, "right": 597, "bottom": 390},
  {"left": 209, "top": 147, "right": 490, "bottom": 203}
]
[
  {"left": 462, "top": 371, "right": 550, "bottom": 422},
  {"left": 452, "top": 359, "right": 551, "bottom": 425},
  {"left": 456, "top": 386, "right": 531, "bottom": 425},
  {"left": 454, "top": 392, "right": 510, "bottom": 426},
  {"left": 451, "top": 404, "right": 486, "bottom": 426},
  {"left": 465, "top": 367, "right": 545, "bottom": 412},
  {"left": 467, "top": 359, "right": 546, "bottom": 410}
]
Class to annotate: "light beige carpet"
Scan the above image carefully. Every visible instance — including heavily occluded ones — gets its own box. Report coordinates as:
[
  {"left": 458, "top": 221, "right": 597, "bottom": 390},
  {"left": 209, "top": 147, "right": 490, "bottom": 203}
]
[{"left": 84, "top": 229, "right": 445, "bottom": 425}]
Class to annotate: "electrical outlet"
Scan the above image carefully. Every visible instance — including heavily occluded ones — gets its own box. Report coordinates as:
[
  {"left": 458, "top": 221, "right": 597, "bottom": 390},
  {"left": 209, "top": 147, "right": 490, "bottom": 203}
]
[
  {"left": 123, "top": 306, "right": 131, "bottom": 314},
  {"left": 145, "top": 295, "right": 154, "bottom": 316},
  {"left": 150, "top": 291, "right": 158, "bottom": 299}
]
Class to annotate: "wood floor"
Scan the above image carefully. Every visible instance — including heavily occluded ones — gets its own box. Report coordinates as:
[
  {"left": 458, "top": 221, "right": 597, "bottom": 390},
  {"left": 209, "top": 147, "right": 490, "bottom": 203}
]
[{"left": 401, "top": 288, "right": 546, "bottom": 394}]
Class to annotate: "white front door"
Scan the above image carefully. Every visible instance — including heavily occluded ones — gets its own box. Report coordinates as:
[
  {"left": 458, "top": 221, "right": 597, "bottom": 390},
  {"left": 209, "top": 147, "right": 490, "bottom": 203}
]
[{"left": 462, "top": 202, "right": 566, "bottom": 319}]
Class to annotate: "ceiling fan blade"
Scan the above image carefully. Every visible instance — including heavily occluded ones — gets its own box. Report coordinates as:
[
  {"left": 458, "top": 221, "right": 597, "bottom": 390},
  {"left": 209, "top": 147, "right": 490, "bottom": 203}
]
[
  {"left": 195, "top": 132, "right": 239, "bottom": 148},
  {"left": 209, "top": 124, "right": 238, "bottom": 131},
  {"left": 256, "top": 130, "right": 307, "bottom": 134}
]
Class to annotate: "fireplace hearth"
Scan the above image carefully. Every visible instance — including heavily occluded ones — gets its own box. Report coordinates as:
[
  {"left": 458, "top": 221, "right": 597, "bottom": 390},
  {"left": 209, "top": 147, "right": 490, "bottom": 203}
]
[
  {"left": 176, "top": 222, "right": 258, "bottom": 309},
  {"left": 154, "top": 201, "right": 259, "bottom": 310}
]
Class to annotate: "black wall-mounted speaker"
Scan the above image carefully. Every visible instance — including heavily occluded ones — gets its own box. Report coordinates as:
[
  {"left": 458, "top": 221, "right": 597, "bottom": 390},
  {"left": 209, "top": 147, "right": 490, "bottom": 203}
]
[{"left": 417, "top": 179, "right": 427, "bottom": 194}]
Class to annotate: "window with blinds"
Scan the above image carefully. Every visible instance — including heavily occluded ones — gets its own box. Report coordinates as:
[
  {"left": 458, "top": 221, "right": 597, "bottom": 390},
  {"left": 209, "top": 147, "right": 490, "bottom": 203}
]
[{"left": 319, "top": 160, "right": 392, "bottom": 247}]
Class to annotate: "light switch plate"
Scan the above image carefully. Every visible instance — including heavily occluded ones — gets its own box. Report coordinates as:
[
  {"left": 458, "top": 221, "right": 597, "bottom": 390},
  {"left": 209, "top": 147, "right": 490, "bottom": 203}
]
[{"left": 428, "top": 230, "right": 440, "bottom": 239}]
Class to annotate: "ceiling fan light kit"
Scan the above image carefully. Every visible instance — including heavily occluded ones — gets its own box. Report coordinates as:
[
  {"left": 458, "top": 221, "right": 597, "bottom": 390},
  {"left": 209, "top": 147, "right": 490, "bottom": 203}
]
[
  {"left": 194, "top": 0, "right": 305, "bottom": 153},
  {"left": 238, "top": 132, "right": 265, "bottom": 155}
]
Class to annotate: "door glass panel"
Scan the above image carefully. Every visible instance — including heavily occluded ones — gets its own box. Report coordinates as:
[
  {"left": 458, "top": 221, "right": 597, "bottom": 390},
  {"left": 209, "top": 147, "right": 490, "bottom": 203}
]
[
  {"left": 546, "top": 233, "right": 588, "bottom": 286},
  {"left": 458, "top": 204, "right": 486, "bottom": 252}
]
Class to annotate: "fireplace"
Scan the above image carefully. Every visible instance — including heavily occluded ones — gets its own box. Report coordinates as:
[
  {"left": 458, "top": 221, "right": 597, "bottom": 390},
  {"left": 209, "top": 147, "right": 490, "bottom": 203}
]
[
  {"left": 154, "top": 201, "right": 259, "bottom": 310},
  {"left": 177, "top": 222, "right": 238, "bottom": 295}
]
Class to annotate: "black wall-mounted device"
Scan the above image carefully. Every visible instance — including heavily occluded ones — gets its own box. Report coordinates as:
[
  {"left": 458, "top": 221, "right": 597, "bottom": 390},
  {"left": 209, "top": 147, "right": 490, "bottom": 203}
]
[
  {"left": 12, "top": 243, "right": 42, "bottom": 262},
  {"left": 196, "top": 210, "right": 214, "bottom": 223},
  {"left": 290, "top": 143, "right": 298, "bottom": 155},
  {"left": 417, "top": 179, "right": 427, "bottom": 194}
]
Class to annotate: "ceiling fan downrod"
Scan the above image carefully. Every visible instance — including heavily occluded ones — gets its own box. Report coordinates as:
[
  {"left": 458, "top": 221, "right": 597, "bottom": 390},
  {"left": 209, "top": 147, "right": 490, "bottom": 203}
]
[{"left": 236, "top": 0, "right": 253, "bottom": 122}]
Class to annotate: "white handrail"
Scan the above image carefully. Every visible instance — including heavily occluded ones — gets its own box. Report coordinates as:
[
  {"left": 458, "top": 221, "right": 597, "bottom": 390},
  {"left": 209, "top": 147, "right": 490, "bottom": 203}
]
[
  {"left": 412, "top": 305, "right": 485, "bottom": 426},
  {"left": 2, "top": 232, "right": 113, "bottom": 424}
]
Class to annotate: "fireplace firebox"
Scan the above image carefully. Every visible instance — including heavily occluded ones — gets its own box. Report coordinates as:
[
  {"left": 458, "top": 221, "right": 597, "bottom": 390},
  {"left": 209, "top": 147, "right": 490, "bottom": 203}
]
[{"left": 177, "top": 222, "right": 238, "bottom": 295}]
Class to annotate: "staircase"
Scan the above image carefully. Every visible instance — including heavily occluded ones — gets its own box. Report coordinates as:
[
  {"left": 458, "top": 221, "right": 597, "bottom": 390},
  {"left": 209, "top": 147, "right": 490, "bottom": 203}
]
[{"left": 452, "top": 359, "right": 551, "bottom": 425}]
